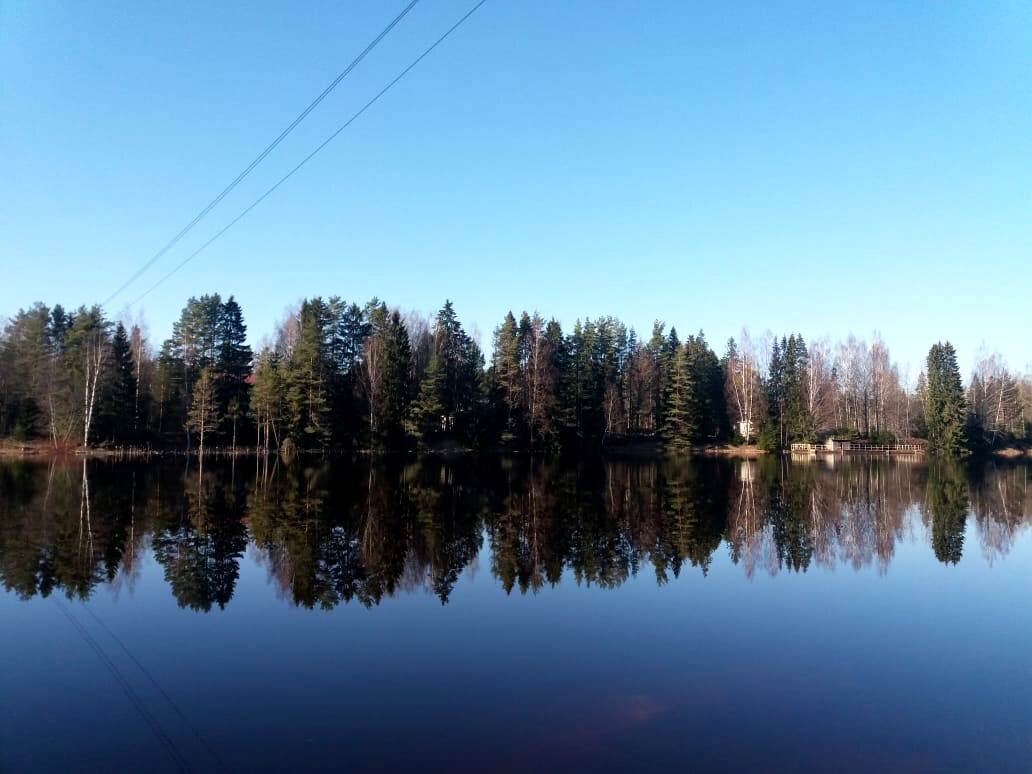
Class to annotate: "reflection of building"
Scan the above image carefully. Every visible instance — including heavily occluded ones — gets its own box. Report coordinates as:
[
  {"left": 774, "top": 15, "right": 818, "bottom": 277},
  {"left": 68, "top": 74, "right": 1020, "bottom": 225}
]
[{"left": 738, "top": 460, "right": 756, "bottom": 483}]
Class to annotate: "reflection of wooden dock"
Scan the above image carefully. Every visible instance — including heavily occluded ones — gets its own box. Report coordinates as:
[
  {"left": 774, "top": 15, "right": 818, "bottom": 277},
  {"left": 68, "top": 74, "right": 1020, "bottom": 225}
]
[{"left": 790, "top": 440, "right": 925, "bottom": 455}]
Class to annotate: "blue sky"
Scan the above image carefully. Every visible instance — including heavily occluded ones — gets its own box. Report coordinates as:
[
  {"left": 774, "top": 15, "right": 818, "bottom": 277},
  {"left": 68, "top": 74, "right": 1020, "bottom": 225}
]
[{"left": 2, "top": 0, "right": 1030, "bottom": 376}]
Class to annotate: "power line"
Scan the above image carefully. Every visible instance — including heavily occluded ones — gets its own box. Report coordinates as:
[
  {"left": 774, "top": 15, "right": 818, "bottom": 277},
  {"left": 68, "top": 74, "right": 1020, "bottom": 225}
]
[
  {"left": 102, "top": 0, "right": 422, "bottom": 307},
  {"left": 82, "top": 604, "right": 231, "bottom": 774},
  {"left": 123, "top": 0, "right": 489, "bottom": 310},
  {"left": 54, "top": 599, "right": 189, "bottom": 772}
]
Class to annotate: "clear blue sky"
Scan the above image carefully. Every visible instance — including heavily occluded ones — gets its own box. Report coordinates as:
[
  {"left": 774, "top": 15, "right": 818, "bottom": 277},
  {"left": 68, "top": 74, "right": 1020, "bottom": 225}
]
[{"left": 2, "top": 1, "right": 1030, "bottom": 377}]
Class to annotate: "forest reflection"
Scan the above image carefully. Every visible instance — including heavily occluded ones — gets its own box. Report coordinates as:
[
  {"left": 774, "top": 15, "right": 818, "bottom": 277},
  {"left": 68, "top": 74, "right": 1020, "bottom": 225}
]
[{"left": 0, "top": 456, "right": 1029, "bottom": 610}]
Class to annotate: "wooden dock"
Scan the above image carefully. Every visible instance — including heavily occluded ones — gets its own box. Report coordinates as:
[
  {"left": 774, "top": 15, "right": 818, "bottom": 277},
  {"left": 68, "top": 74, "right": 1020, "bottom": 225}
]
[{"left": 790, "top": 441, "right": 925, "bottom": 455}]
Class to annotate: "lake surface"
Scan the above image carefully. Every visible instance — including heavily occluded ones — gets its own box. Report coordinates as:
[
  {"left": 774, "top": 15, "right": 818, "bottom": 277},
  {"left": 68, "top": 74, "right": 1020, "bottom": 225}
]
[{"left": 1, "top": 455, "right": 1030, "bottom": 772}]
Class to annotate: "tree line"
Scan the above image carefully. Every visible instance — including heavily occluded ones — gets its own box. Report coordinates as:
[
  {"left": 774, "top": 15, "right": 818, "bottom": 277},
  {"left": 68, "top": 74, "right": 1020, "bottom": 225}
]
[{"left": 1, "top": 294, "right": 1029, "bottom": 456}]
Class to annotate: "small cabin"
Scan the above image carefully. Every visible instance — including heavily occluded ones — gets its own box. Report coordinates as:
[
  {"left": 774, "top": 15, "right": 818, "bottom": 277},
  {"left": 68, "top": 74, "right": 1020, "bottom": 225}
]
[{"left": 825, "top": 438, "right": 852, "bottom": 452}]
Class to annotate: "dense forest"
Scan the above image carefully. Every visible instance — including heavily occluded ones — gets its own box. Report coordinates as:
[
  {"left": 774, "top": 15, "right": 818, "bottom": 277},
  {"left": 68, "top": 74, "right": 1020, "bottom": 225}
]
[{"left": 1, "top": 294, "right": 1028, "bottom": 457}]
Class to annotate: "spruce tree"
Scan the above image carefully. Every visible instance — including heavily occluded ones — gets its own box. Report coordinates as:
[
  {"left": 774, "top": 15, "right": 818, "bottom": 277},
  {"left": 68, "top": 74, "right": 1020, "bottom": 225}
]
[
  {"left": 106, "top": 322, "right": 137, "bottom": 442},
  {"left": 684, "top": 332, "right": 728, "bottom": 443},
  {"left": 425, "top": 301, "right": 482, "bottom": 443},
  {"left": 924, "top": 342, "right": 968, "bottom": 457},
  {"left": 491, "top": 311, "right": 521, "bottom": 438},
  {"left": 662, "top": 344, "right": 696, "bottom": 453},
  {"left": 407, "top": 353, "right": 446, "bottom": 447},
  {"left": 783, "top": 334, "right": 813, "bottom": 442},
  {"left": 215, "top": 297, "right": 252, "bottom": 449},
  {"left": 374, "top": 311, "right": 412, "bottom": 449}
]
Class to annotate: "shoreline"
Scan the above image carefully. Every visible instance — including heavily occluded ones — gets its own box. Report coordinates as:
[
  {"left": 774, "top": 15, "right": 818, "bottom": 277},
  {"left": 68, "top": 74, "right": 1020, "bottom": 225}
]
[
  {"left": 0, "top": 439, "right": 769, "bottom": 461},
  {"left": 3, "top": 439, "right": 1029, "bottom": 462}
]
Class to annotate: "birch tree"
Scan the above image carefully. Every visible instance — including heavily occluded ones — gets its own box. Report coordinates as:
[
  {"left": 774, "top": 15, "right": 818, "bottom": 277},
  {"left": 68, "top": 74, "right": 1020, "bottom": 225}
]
[
  {"left": 968, "top": 351, "right": 1023, "bottom": 447},
  {"left": 804, "top": 338, "right": 835, "bottom": 434},
  {"left": 724, "top": 331, "right": 763, "bottom": 442}
]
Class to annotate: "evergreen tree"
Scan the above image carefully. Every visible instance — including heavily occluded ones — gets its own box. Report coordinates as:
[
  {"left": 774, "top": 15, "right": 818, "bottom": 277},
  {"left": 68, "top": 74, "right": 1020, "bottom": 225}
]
[
  {"left": 104, "top": 322, "right": 137, "bottom": 442},
  {"left": 251, "top": 348, "right": 284, "bottom": 452},
  {"left": 407, "top": 353, "right": 446, "bottom": 447},
  {"left": 662, "top": 344, "right": 697, "bottom": 453},
  {"left": 186, "top": 367, "right": 219, "bottom": 455},
  {"left": 765, "top": 338, "right": 786, "bottom": 447},
  {"left": 491, "top": 311, "right": 521, "bottom": 439},
  {"left": 153, "top": 340, "right": 184, "bottom": 438},
  {"left": 684, "top": 331, "right": 728, "bottom": 443},
  {"left": 543, "top": 319, "right": 568, "bottom": 448},
  {"left": 164, "top": 294, "right": 222, "bottom": 447},
  {"left": 284, "top": 299, "right": 332, "bottom": 447},
  {"left": 924, "top": 342, "right": 968, "bottom": 457},
  {"left": 421, "top": 301, "right": 483, "bottom": 444},
  {"left": 215, "top": 297, "right": 252, "bottom": 446},
  {"left": 783, "top": 334, "right": 813, "bottom": 442},
  {"left": 0, "top": 304, "right": 51, "bottom": 439},
  {"left": 926, "top": 461, "right": 969, "bottom": 564},
  {"left": 372, "top": 311, "right": 412, "bottom": 449},
  {"left": 47, "top": 305, "right": 73, "bottom": 354}
]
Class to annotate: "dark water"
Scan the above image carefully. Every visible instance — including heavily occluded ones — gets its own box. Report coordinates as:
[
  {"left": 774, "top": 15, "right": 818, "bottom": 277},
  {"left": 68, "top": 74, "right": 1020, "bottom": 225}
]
[{"left": 1, "top": 455, "right": 1030, "bottom": 772}]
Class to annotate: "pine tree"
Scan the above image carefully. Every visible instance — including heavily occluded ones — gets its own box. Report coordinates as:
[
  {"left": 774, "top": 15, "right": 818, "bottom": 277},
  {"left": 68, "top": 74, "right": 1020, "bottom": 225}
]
[
  {"left": 164, "top": 294, "right": 222, "bottom": 447},
  {"left": 284, "top": 299, "right": 331, "bottom": 447},
  {"left": 1, "top": 304, "right": 51, "bottom": 439},
  {"left": 251, "top": 348, "right": 284, "bottom": 452},
  {"left": 187, "top": 367, "right": 219, "bottom": 455}
]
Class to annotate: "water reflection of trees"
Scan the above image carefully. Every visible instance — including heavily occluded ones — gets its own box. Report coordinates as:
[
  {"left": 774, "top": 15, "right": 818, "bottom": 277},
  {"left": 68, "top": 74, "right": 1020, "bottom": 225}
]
[
  {"left": 728, "top": 459, "right": 922, "bottom": 577},
  {"left": 151, "top": 465, "right": 248, "bottom": 611},
  {"left": 1, "top": 456, "right": 1031, "bottom": 608}
]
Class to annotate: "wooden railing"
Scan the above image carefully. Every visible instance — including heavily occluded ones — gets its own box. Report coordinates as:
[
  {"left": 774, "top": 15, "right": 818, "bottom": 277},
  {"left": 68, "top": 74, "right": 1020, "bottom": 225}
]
[{"left": 790, "top": 442, "right": 925, "bottom": 454}]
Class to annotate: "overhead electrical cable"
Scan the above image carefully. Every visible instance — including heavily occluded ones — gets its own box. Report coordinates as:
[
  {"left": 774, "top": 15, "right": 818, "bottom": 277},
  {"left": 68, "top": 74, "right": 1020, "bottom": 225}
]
[
  {"left": 54, "top": 600, "right": 189, "bottom": 772},
  {"left": 102, "top": 0, "right": 421, "bottom": 306},
  {"left": 122, "top": 0, "right": 489, "bottom": 309},
  {"left": 83, "top": 604, "right": 232, "bottom": 773}
]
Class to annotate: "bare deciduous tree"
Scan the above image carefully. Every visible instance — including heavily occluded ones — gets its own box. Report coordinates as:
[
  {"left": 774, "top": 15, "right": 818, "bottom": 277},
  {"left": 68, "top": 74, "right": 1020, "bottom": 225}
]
[
  {"left": 804, "top": 338, "right": 836, "bottom": 434},
  {"left": 968, "top": 350, "right": 1023, "bottom": 446}
]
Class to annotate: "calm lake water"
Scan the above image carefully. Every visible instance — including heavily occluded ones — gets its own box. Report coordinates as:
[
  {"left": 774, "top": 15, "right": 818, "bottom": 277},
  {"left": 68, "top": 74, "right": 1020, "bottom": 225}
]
[{"left": 1, "top": 455, "right": 1030, "bottom": 772}]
